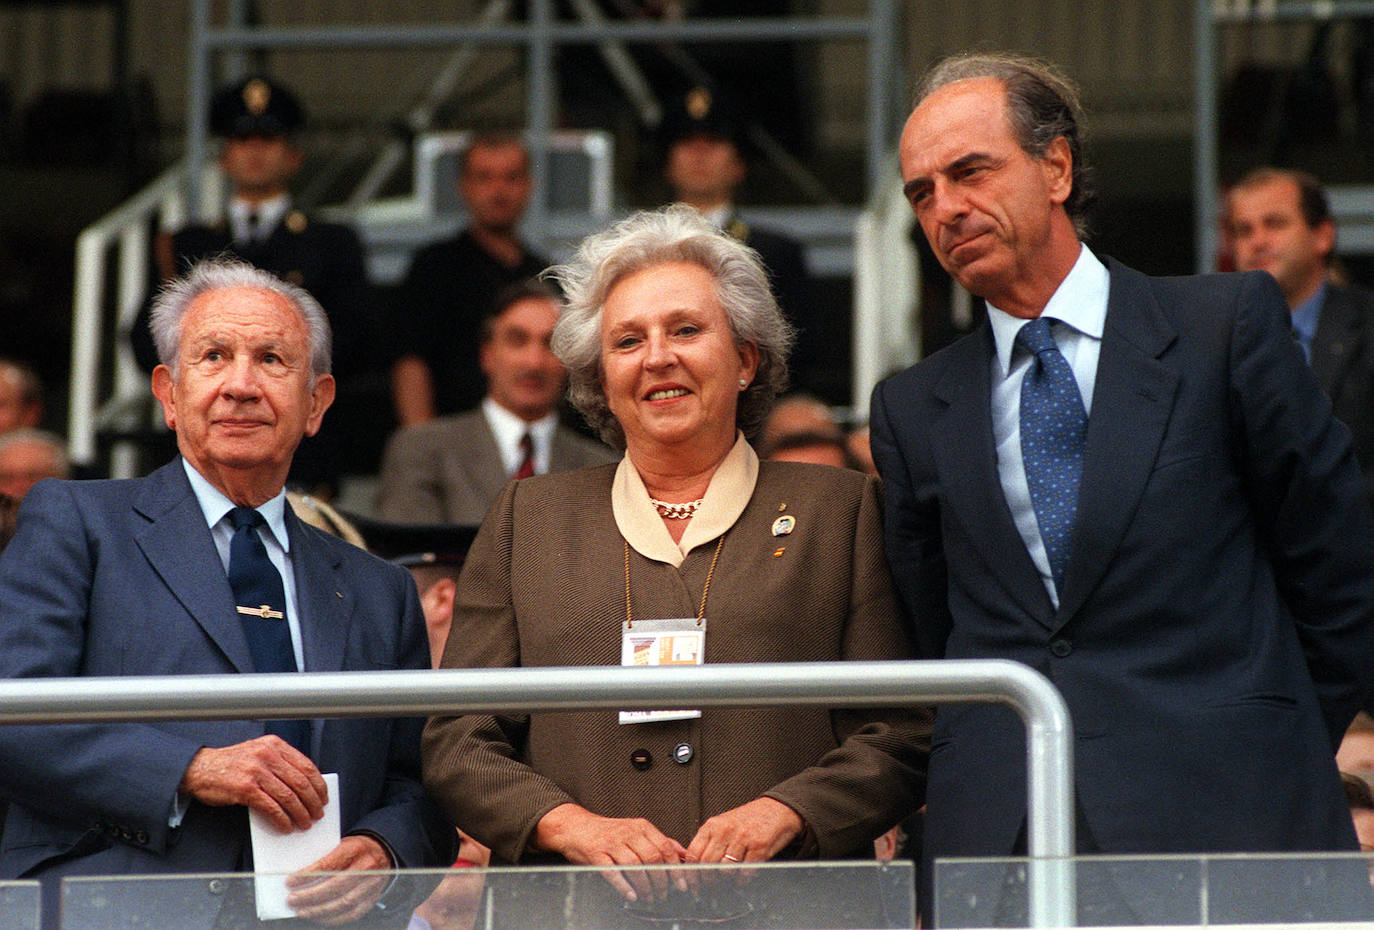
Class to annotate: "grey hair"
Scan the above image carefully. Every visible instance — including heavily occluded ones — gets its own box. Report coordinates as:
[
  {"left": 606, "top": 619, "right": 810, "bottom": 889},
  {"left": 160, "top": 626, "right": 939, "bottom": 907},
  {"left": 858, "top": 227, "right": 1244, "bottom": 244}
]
[
  {"left": 917, "top": 51, "right": 1096, "bottom": 237},
  {"left": 546, "top": 205, "right": 795, "bottom": 450},
  {"left": 148, "top": 256, "right": 332, "bottom": 382}
]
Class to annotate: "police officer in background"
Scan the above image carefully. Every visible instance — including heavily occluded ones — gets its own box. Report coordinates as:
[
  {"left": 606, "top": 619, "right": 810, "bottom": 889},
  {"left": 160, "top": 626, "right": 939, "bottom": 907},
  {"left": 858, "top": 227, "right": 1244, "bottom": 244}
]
[
  {"left": 660, "top": 87, "right": 848, "bottom": 404},
  {"left": 131, "top": 75, "right": 388, "bottom": 495}
]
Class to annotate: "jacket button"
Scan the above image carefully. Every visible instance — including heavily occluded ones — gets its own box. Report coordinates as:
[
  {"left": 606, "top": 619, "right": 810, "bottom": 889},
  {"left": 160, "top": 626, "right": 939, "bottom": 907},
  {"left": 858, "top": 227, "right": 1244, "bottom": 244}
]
[
  {"left": 1050, "top": 638, "right": 1072, "bottom": 658},
  {"left": 207, "top": 879, "right": 227, "bottom": 895},
  {"left": 630, "top": 748, "right": 653, "bottom": 771},
  {"left": 673, "top": 743, "right": 693, "bottom": 765},
  {"left": 135, "top": 830, "right": 149, "bottom": 845}
]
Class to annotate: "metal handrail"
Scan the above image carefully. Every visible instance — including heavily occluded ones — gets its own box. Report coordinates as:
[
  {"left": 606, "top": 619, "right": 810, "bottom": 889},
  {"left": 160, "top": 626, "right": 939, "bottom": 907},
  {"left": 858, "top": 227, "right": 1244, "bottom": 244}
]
[
  {"left": 0, "top": 658, "right": 1076, "bottom": 926},
  {"left": 68, "top": 163, "right": 185, "bottom": 469}
]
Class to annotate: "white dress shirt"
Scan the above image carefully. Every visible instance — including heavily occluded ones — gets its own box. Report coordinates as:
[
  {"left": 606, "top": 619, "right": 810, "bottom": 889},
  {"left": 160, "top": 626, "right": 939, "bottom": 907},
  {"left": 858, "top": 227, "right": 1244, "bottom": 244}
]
[
  {"left": 482, "top": 397, "right": 558, "bottom": 477},
  {"left": 229, "top": 193, "right": 290, "bottom": 245}
]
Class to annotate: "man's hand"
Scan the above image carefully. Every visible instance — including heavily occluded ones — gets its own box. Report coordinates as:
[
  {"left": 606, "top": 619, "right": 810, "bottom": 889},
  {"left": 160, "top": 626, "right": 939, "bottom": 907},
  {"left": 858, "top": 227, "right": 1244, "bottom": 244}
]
[
  {"left": 533, "top": 803, "right": 687, "bottom": 903},
  {"left": 684, "top": 796, "right": 803, "bottom": 867},
  {"left": 178, "top": 736, "right": 328, "bottom": 832},
  {"left": 284, "top": 835, "right": 392, "bottom": 925}
]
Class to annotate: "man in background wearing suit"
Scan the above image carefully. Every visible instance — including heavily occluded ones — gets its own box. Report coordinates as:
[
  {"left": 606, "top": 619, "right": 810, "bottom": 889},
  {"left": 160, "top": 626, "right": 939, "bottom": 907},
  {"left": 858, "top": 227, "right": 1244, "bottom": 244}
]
[
  {"left": 0, "top": 257, "right": 451, "bottom": 923},
  {"left": 1228, "top": 167, "right": 1374, "bottom": 499},
  {"left": 871, "top": 52, "right": 1374, "bottom": 923},
  {"left": 376, "top": 281, "right": 614, "bottom": 526}
]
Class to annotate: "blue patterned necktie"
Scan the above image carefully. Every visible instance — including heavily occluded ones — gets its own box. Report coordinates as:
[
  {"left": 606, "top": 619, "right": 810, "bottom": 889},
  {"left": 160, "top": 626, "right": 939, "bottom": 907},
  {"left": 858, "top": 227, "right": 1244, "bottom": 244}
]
[
  {"left": 1016, "top": 317, "right": 1087, "bottom": 593},
  {"left": 227, "top": 507, "right": 310, "bottom": 754}
]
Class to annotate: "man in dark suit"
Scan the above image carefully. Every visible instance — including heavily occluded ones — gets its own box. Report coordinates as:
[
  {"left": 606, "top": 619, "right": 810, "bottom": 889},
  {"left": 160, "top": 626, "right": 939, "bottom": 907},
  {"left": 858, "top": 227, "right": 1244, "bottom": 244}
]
[
  {"left": 0, "top": 257, "right": 451, "bottom": 922},
  {"left": 376, "top": 282, "right": 614, "bottom": 525},
  {"left": 1228, "top": 167, "right": 1374, "bottom": 499},
  {"left": 870, "top": 52, "right": 1374, "bottom": 922},
  {"left": 390, "top": 134, "right": 549, "bottom": 427},
  {"left": 131, "top": 75, "right": 387, "bottom": 490}
]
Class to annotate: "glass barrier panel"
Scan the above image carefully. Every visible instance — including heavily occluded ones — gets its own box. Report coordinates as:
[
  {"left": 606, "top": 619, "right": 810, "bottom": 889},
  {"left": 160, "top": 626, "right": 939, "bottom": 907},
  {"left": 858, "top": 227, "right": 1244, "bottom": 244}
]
[
  {"left": 935, "top": 852, "right": 1374, "bottom": 928},
  {"left": 0, "top": 882, "right": 39, "bottom": 930},
  {"left": 61, "top": 860, "right": 914, "bottom": 929}
]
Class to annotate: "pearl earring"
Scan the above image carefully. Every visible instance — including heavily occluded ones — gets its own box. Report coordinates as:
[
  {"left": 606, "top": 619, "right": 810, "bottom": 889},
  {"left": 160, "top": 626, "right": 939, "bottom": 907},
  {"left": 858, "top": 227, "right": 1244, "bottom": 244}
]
[{"left": 739, "top": 379, "right": 748, "bottom": 388}]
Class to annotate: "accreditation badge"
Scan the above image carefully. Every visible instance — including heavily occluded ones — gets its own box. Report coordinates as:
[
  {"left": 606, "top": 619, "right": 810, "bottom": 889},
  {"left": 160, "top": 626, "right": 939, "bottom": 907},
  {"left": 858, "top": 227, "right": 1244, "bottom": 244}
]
[{"left": 619, "top": 617, "right": 706, "bottom": 724}]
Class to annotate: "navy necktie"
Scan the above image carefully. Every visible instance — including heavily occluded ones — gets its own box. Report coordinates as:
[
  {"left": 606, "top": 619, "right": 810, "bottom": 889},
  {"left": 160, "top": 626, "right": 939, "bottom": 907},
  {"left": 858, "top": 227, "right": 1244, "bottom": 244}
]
[
  {"left": 1016, "top": 317, "right": 1087, "bottom": 593},
  {"left": 227, "top": 507, "right": 310, "bottom": 754}
]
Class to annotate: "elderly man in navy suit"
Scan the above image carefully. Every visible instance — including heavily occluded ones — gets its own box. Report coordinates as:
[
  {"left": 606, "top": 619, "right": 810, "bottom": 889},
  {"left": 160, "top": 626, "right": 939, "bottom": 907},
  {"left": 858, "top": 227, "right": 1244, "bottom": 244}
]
[
  {"left": 871, "top": 52, "right": 1374, "bottom": 923},
  {"left": 0, "top": 257, "right": 451, "bottom": 923}
]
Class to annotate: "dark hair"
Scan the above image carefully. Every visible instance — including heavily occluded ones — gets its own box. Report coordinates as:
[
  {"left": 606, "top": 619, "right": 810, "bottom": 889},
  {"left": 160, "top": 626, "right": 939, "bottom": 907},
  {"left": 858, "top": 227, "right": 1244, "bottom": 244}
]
[
  {"left": 458, "top": 132, "right": 529, "bottom": 178},
  {"left": 917, "top": 52, "right": 1096, "bottom": 236},
  {"left": 1343, "top": 772, "right": 1374, "bottom": 811},
  {"left": 481, "top": 279, "right": 562, "bottom": 344},
  {"left": 759, "top": 430, "right": 863, "bottom": 471},
  {"left": 1231, "top": 167, "right": 1333, "bottom": 229}
]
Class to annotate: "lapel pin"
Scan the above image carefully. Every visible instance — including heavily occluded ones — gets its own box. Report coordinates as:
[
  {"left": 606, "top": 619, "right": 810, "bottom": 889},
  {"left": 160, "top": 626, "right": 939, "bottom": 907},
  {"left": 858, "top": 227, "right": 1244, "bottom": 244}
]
[
  {"left": 771, "top": 515, "right": 796, "bottom": 537},
  {"left": 773, "top": 546, "right": 786, "bottom": 558}
]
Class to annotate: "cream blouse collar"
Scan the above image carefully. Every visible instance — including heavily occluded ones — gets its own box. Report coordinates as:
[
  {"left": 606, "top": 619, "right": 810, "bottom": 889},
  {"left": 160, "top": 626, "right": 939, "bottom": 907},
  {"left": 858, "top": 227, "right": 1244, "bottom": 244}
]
[{"left": 612, "top": 433, "right": 758, "bottom": 568}]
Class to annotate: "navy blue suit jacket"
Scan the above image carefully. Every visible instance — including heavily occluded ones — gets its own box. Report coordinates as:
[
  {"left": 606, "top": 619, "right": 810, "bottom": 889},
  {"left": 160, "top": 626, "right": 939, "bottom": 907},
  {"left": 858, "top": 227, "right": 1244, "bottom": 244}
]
[
  {"left": 872, "top": 261, "right": 1374, "bottom": 867},
  {"left": 0, "top": 460, "right": 452, "bottom": 881},
  {"left": 1312, "top": 283, "right": 1374, "bottom": 502}
]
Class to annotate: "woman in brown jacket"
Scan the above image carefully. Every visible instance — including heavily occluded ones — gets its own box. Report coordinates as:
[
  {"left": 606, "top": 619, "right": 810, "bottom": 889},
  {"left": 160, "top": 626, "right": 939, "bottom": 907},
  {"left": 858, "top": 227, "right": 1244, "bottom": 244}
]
[{"left": 421, "top": 205, "right": 928, "bottom": 906}]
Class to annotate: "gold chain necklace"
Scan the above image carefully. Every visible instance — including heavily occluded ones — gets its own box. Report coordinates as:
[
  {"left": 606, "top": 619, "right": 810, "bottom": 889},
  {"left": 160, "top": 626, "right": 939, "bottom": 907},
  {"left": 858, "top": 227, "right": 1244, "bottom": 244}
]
[{"left": 648, "top": 497, "right": 704, "bottom": 519}]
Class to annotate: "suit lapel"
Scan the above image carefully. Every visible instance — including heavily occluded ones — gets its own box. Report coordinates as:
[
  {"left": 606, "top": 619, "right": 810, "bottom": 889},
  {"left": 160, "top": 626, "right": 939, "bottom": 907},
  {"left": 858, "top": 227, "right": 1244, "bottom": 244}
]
[
  {"left": 288, "top": 510, "right": 353, "bottom": 673},
  {"left": 132, "top": 461, "right": 255, "bottom": 673},
  {"left": 461, "top": 414, "right": 514, "bottom": 503},
  {"left": 1055, "top": 261, "right": 1178, "bottom": 626},
  {"left": 930, "top": 329, "right": 1056, "bottom": 624},
  {"left": 1310, "top": 287, "right": 1360, "bottom": 399}
]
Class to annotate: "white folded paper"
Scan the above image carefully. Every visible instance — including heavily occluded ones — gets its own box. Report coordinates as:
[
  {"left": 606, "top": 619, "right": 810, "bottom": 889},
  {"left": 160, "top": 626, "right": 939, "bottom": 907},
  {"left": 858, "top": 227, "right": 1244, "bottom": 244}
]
[{"left": 248, "top": 772, "right": 341, "bottom": 920}]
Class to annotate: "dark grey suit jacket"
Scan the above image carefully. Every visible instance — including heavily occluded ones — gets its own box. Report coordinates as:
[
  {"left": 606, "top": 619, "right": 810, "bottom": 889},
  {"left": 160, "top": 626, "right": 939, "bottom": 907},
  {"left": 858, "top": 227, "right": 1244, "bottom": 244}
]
[
  {"left": 375, "top": 408, "right": 617, "bottom": 525},
  {"left": 872, "top": 261, "right": 1374, "bottom": 869},
  {"left": 0, "top": 460, "right": 453, "bottom": 883},
  {"left": 1313, "top": 283, "right": 1374, "bottom": 499}
]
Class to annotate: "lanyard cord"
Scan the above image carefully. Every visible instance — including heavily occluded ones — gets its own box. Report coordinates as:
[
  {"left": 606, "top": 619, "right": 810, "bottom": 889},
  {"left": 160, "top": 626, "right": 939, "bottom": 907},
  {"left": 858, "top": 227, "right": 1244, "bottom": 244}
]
[{"left": 623, "top": 533, "right": 726, "bottom": 627}]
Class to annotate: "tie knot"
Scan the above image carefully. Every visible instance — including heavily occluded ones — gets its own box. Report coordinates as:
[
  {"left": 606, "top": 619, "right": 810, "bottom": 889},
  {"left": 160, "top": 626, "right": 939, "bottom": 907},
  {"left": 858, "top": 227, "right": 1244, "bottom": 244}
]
[
  {"left": 1015, "top": 317, "right": 1060, "bottom": 357},
  {"left": 228, "top": 506, "right": 265, "bottom": 531}
]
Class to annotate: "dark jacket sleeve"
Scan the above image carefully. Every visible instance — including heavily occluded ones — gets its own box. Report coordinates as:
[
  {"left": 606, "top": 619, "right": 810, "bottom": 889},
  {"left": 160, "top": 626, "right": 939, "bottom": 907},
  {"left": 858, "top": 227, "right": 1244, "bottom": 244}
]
[{"left": 1228, "top": 272, "right": 1374, "bottom": 745}]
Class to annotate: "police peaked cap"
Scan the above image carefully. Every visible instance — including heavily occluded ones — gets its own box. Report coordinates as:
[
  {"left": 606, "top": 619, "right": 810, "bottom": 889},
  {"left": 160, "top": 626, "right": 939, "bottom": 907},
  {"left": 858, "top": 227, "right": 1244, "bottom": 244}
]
[{"left": 210, "top": 75, "right": 305, "bottom": 138}]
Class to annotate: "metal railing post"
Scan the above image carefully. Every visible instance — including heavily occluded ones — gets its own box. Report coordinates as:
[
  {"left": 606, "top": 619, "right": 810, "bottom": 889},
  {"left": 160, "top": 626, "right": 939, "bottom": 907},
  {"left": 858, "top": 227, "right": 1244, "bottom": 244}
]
[{"left": 0, "top": 658, "right": 1076, "bottom": 925}]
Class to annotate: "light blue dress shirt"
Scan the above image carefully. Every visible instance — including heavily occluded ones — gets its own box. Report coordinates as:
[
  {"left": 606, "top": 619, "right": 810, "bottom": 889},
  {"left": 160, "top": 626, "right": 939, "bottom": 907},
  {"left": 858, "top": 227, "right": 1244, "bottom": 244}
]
[
  {"left": 987, "top": 245, "right": 1109, "bottom": 607},
  {"left": 182, "top": 459, "right": 305, "bottom": 670},
  {"left": 1289, "top": 282, "right": 1325, "bottom": 365}
]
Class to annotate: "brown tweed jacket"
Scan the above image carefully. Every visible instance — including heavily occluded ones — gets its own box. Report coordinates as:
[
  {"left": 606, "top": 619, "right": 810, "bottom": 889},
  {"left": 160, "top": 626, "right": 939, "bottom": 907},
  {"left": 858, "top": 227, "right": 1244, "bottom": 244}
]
[{"left": 421, "top": 459, "right": 930, "bottom": 863}]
